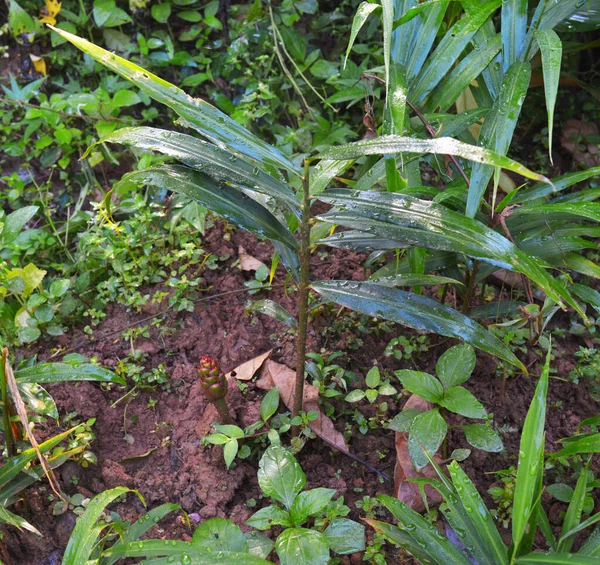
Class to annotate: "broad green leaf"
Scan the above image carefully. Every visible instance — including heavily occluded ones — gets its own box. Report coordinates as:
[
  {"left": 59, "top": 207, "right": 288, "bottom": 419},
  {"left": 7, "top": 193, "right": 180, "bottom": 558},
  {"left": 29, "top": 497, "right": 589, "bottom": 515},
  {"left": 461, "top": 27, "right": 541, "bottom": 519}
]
[
  {"left": 388, "top": 408, "right": 421, "bottom": 432},
  {"left": 324, "top": 518, "right": 365, "bottom": 554},
  {"left": 248, "top": 300, "right": 297, "bottom": 328},
  {"left": 365, "top": 366, "right": 380, "bottom": 389},
  {"left": 410, "top": 1, "right": 501, "bottom": 103},
  {"left": 8, "top": 0, "right": 37, "bottom": 37},
  {"left": 245, "top": 531, "right": 275, "bottom": 559},
  {"left": 377, "top": 495, "right": 474, "bottom": 565},
  {"left": 1, "top": 206, "right": 38, "bottom": 245},
  {"left": 192, "top": 517, "right": 247, "bottom": 552},
  {"left": 63, "top": 487, "right": 140, "bottom": 565},
  {"left": 93, "top": 0, "right": 131, "bottom": 27},
  {"left": 345, "top": 390, "right": 366, "bottom": 403},
  {"left": 395, "top": 370, "right": 444, "bottom": 402},
  {"left": 312, "top": 280, "right": 525, "bottom": 371},
  {"left": 246, "top": 505, "right": 292, "bottom": 530},
  {"left": 572, "top": 284, "right": 600, "bottom": 316},
  {"left": 440, "top": 386, "right": 487, "bottom": 419},
  {"left": 512, "top": 346, "right": 551, "bottom": 558},
  {"left": 7, "top": 264, "right": 46, "bottom": 297},
  {"left": 15, "top": 362, "right": 124, "bottom": 385},
  {"left": 289, "top": 488, "right": 336, "bottom": 525},
  {"left": 502, "top": 0, "right": 527, "bottom": 69},
  {"left": 215, "top": 425, "right": 244, "bottom": 439},
  {"left": 258, "top": 446, "right": 305, "bottom": 510},
  {"left": 47, "top": 26, "right": 299, "bottom": 175},
  {"left": 275, "top": 528, "right": 329, "bottom": 565},
  {"left": 84, "top": 127, "right": 299, "bottom": 212},
  {"left": 118, "top": 165, "right": 298, "bottom": 250},
  {"left": 151, "top": 2, "right": 171, "bottom": 22},
  {"left": 344, "top": 2, "right": 380, "bottom": 68},
  {"left": 467, "top": 61, "right": 531, "bottom": 217},
  {"left": 549, "top": 434, "right": 600, "bottom": 460},
  {"left": 535, "top": 30, "right": 562, "bottom": 160},
  {"left": 436, "top": 344, "right": 476, "bottom": 390},
  {"left": 462, "top": 423, "right": 504, "bottom": 452},
  {"left": 260, "top": 387, "right": 280, "bottom": 422},
  {"left": 224, "top": 440, "right": 239, "bottom": 468},
  {"left": 447, "top": 461, "right": 509, "bottom": 565},
  {"left": 317, "top": 135, "right": 551, "bottom": 186},
  {"left": 409, "top": 408, "right": 447, "bottom": 470},
  {"left": 516, "top": 554, "right": 600, "bottom": 565}
]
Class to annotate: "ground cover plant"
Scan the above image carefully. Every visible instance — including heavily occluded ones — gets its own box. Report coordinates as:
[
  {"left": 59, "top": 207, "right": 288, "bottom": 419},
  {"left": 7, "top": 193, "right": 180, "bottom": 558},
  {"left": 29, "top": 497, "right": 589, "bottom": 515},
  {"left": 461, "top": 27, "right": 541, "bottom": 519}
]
[{"left": 0, "top": 0, "right": 599, "bottom": 563}]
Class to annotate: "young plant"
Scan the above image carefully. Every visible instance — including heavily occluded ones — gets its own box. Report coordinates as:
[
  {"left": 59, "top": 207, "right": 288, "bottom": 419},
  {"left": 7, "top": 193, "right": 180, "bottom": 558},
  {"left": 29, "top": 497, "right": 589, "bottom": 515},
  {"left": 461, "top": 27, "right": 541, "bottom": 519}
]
[
  {"left": 198, "top": 356, "right": 233, "bottom": 424},
  {"left": 345, "top": 366, "right": 397, "bottom": 404},
  {"left": 366, "top": 346, "right": 600, "bottom": 564},
  {"left": 204, "top": 387, "right": 280, "bottom": 468},
  {"left": 246, "top": 445, "right": 365, "bottom": 564},
  {"left": 390, "top": 344, "right": 502, "bottom": 468}
]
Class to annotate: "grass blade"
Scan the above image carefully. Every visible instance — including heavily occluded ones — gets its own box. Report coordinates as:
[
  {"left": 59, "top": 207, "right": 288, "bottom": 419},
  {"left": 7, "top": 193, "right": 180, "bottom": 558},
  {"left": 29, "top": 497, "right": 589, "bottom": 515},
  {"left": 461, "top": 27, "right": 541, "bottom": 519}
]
[
  {"left": 511, "top": 345, "right": 551, "bottom": 558},
  {"left": 557, "top": 467, "right": 589, "bottom": 552},
  {"left": 513, "top": 167, "right": 600, "bottom": 203},
  {"left": 15, "top": 363, "right": 124, "bottom": 385},
  {"left": 535, "top": 30, "right": 562, "bottom": 162},
  {"left": 344, "top": 2, "right": 380, "bottom": 69},
  {"left": 311, "top": 280, "right": 525, "bottom": 370},
  {"left": 47, "top": 26, "right": 298, "bottom": 175},
  {"left": 502, "top": 0, "right": 528, "bottom": 69},
  {"left": 516, "top": 554, "right": 600, "bottom": 565},
  {"left": 118, "top": 165, "right": 298, "bottom": 250}
]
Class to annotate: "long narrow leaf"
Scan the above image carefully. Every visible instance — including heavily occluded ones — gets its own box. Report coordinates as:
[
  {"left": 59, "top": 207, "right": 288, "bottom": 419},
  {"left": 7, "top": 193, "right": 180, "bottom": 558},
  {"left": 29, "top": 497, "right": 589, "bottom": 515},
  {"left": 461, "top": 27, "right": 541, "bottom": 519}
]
[
  {"left": 512, "top": 346, "right": 551, "bottom": 558},
  {"left": 47, "top": 26, "right": 298, "bottom": 175},
  {"left": 514, "top": 168, "right": 600, "bottom": 203},
  {"left": 502, "top": 0, "right": 528, "bottom": 70},
  {"left": 84, "top": 127, "right": 299, "bottom": 211},
  {"left": 0, "top": 505, "right": 40, "bottom": 535},
  {"left": 344, "top": 2, "right": 381, "bottom": 68},
  {"left": 535, "top": 30, "right": 562, "bottom": 161},
  {"left": 15, "top": 363, "right": 124, "bottom": 385},
  {"left": 558, "top": 467, "right": 589, "bottom": 552},
  {"left": 311, "top": 280, "right": 525, "bottom": 370},
  {"left": 118, "top": 165, "right": 298, "bottom": 250},
  {"left": 517, "top": 554, "right": 600, "bottom": 565}
]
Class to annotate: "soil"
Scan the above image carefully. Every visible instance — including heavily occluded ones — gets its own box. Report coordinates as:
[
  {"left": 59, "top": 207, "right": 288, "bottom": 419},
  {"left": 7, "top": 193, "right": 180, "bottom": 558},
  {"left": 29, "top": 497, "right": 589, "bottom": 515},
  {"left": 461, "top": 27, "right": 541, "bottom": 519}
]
[{"left": 2, "top": 223, "right": 599, "bottom": 565}]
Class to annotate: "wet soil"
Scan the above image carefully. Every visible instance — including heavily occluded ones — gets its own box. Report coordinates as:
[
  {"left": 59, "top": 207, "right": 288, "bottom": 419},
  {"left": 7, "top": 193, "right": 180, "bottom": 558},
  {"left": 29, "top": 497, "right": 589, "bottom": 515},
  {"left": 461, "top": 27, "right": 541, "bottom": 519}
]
[{"left": 2, "top": 225, "right": 599, "bottom": 565}]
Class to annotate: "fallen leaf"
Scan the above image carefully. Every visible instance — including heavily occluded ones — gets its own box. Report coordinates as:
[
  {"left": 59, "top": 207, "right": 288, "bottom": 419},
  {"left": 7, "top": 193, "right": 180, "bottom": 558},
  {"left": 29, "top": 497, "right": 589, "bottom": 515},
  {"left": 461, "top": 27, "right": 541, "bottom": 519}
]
[
  {"left": 228, "top": 349, "right": 273, "bottom": 381},
  {"left": 29, "top": 55, "right": 47, "bottom": 76},
  {"left": 257, "top": 360, "right": 348, "bottom": 452},
  {"left": 238, "top": 246, "right": 266, "bottom": 272},
  {"left": 394, "top": 394, "right": 443, "bottom": 512}
]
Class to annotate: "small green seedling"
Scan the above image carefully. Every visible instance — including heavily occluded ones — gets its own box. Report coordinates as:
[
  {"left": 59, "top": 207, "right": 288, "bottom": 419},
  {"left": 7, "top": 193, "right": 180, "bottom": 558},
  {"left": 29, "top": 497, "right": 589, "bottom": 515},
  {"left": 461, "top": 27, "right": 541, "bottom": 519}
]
[
  {"left": 390, "top": 344, "right": 503, "bottom": 469},
  {"left": 345, "top": 366, "right": 397, "bottom": 404},
  {"left": 246, "top": 445, "right": 365, "bottom": 564}
]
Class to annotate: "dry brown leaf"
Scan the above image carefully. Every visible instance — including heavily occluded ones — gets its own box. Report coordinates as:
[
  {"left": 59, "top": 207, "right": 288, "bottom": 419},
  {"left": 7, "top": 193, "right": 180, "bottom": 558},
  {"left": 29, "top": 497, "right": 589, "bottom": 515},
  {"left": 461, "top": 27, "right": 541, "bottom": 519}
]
[
  {"left": 394, "top": 394, "right": 443, "bottom": 512},
  {"left": 238, "top": 246, "right": 266, "bottom": 272},
  {"left": 228, "top": 349, "right": 273, "bottom": 381},
  {"left": 257, "top": 360, "right": 348, "bottom": 452}
]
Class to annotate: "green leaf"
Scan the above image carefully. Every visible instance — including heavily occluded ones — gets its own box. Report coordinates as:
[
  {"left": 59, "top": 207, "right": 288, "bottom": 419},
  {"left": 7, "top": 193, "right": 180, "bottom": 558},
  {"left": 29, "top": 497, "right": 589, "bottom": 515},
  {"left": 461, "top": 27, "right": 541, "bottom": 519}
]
[
  {"left": 7, "top": 264, "right": 46, "bottom": 297},
  {"left": 93, "top": 0, "right": 131, "bottom": 27},
  {"left": 85, "top": 127, "right": 299, "bottom": 212},
  {"left": 223, "top": 440, "right": 239, "bottom": 468},
  {"left": 512, "top": 346, "right": 551, "bottom": 558},
  {"left": 369, "top": 274, "right": 463, "bottom": 287},
  {"left": 535, "top": 30, "right": 562, "bottom": 161},
  {"left": 18, "top": 327, "right": 41, "bottom": 343},
  {"left": 516, "top": 554, "right": 600, "bottom": 565},
  {"left": 409, "top": 409, "right": 447, "bottom": 471},
  {"left": 365, "top": 388, "right": 379, "bottom": 403},
  {"left": 192, "top": 517, "right": 247, "bottom": 552},
  {"left": 122, "top": 503, "right": 180, "bottom": 544},
  {"left": 151, "top": 2, "right": 171, "bottom": 22},
  {"left": 258, "top": 446, "right": 306, "bottom": 510},
  {"left": 112, "top": 90, "right": 141, "bottom": 108},
  {"left": 557, "top": 468, "right": 588, "bottom": 552},
  {"left": 248, "top": 300, "right": 297, "bottom": 328},
  {"left": 502, "top": 0, "right": 527, "bottom": 69},
  {"left": 324, "top": 518, "right": 365, "bottom": 555},
  {"left": 514, "top": 167, "right": 600, "bottom": 204},
  {"left": 205, "top": 434, "right": 229, "bottom": 445},
  {"left": 260, "top": 387, "right": 280, "bottom": 422},
  {"left": 436, "top": 344, "right": 476, "bottom": 390},
  {"left": 289, "top": 488, "right": 336, "bottom": 526},
  {"left": 0, "top": 505, "right": 40, "bottom": 535},
  {"left": 395, "top": 370, "right": 444, "bottom": 403},
  {"left": 449, "top": 448, "right": 471, "bottom": 461},
  {"left": 215, "top": 425, "right": 245, "bottom": 439},
  {"left": 317, "top": 135, "right": 550, "bottom": 186},
  {"left": 344, "top": 2, "right": 380, "bottom": 68},
  {"left": 365, "top": 366, "right": 380, "bottom": 389},
  {"left": 410, "top": 0, "right": 501, "bottom": 104},
  {"left": 462, "top": 423, "right": 504, "bottom": 452},
  {"left": 15, "top": 362, "right": 124, "bottom": 385},
  {"left": 388, "top": 408, "right": 421, "bottom": 433},
  {"left": 312, "top": 281, "right": 525, "bottom": 371},
  {"left": 439, "top": 386, "right": 487, "bottom": 419},
  {"left": 62, "top": 487, "right": 140, "bottom": 565},
  {"left": 118, "top": 165, "right": 298, "bottom": 250},
  {"left": 1, "top": 206, "right": 38, "bottom": 245},
  {"left": 549, "top": 434, "right": 600, "bottom": 460},
  {"left": 316, "top": 191, "right": 585, "bottom": 321},
  {"left": 344, "top": 389, "right": 366, "bottom": 403},
  {"left": 245, "top": 531, "right": 275, "bottom": 559},
  {"left": 275, "top": 528, "right": 329, "bottom": 565},
  {"left": 8, "top": 0, "right": 36, "bottom": 37},
  {"left": 49, "top": 279, "right": 70, "bottom": 298},
  {"left": 47, "top": 26, "right": 299, "bottom": 175},
  {"left": 546, "top": 483, "right": 573, "bottom": 503},
  {"left": 377, "top": 495, "right": 474, "bottom": 565},
  {"left": 467, "top": 61, "right": 531, "bottom": 217},
  {"left": 246, "top": 505, "right": 292, "bottom": 530}
]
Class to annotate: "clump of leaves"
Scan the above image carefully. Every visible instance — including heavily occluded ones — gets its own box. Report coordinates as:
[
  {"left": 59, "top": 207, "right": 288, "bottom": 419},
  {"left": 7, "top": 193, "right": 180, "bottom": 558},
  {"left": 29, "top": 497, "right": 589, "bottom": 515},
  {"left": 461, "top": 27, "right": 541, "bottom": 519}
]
[
  {"left": 390, "top": 344, "right": 502, "bottom": 469},
  {"left": 345, "top": 366, "right": 397, "bottom": 404}
]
